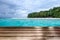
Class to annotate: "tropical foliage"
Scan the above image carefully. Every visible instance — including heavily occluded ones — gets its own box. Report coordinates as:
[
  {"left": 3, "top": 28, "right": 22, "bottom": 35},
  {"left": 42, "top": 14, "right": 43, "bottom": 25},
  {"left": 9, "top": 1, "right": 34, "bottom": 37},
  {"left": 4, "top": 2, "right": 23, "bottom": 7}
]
[{"left": 28, "top": 7, "right": 60, "bottom": 18}]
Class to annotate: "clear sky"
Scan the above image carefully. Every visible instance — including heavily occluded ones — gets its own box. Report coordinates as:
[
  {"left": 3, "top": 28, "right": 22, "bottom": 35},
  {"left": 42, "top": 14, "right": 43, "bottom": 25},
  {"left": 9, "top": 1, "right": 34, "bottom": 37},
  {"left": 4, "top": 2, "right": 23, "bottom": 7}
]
[{"left": 0, "top": 0, "right": 60, "bottom": 18}]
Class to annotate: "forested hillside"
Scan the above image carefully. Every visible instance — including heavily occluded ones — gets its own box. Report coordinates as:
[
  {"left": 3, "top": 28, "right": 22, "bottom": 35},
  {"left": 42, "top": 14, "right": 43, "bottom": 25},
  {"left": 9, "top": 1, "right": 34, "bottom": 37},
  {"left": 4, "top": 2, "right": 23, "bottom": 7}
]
[{"left": 28, "top": 7, "right": 60, "bottom": 18}]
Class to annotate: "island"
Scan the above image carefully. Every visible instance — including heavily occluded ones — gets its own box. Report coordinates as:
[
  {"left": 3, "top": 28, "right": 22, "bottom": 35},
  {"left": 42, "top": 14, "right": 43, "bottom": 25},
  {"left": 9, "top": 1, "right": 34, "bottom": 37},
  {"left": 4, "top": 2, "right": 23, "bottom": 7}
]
[{"left": 28, "top": 7, "right": 60, "bottom": 18}]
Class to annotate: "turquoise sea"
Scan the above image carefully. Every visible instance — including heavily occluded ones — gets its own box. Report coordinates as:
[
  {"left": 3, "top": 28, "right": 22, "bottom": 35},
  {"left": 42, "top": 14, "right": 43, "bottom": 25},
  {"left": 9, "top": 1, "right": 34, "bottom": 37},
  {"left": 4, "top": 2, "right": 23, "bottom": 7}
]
[{"left": 0, "top": 18, "right": 60, "bottom": 27}]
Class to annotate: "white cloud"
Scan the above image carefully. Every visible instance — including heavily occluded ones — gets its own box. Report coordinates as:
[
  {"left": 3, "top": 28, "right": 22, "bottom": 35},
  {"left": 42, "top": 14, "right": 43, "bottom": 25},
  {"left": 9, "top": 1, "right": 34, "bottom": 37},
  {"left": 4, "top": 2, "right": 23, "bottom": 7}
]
[
  {"left": 0, "top": 0, "right": 60, "bottom": 18},
  {"left": 0, "top": 0, "right": 21, "bottom": 5},
  {"left": 0, "top": 3, "right": 16, "bottom": 18},
  {"left": 14, "top": 9, "right": 28, "bottom": 18}
]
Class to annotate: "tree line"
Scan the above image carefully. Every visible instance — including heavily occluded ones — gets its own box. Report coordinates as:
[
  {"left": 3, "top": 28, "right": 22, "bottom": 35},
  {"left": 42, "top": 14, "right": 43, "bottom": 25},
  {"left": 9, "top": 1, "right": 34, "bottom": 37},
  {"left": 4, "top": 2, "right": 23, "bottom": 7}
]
[{"left": 28, "top": 7, "right": 60, "bottom": 18}]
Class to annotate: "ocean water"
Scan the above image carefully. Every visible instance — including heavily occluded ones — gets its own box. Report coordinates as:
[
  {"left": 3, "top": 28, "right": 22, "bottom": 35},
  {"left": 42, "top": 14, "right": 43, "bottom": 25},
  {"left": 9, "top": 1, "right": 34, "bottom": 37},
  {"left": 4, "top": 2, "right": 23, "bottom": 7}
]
[{"left": 0, "top": 18, "right": 60, "bottom": 27}]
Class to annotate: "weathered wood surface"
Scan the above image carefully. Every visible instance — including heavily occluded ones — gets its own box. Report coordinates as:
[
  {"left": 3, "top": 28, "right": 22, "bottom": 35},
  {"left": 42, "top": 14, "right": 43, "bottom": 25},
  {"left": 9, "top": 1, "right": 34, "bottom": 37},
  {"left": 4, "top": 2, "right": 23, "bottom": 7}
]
[{"left": 0, "top": 27, "right": 60, "bottom": 40}]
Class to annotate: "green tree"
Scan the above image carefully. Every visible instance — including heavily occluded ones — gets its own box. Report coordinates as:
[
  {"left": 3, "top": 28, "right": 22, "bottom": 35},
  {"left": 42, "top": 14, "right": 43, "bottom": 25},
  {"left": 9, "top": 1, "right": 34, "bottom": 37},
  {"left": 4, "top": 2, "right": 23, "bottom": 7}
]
[{"left": 28, "top": 7, "right": 60, "bottom": 18}]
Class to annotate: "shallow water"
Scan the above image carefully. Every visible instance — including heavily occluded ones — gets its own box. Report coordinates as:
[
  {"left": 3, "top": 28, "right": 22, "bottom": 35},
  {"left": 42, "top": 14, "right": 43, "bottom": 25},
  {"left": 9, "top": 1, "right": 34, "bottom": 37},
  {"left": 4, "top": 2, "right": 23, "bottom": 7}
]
[{"left": 0, "top": 19, "right": 60, "bottom": 27}]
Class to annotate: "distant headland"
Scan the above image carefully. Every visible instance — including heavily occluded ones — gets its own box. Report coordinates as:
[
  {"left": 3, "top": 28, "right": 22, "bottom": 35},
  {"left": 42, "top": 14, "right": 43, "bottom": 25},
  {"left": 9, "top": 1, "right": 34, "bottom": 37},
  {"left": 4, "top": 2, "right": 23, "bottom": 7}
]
[{"left": 28, "top": 7, "right": 60, "bottom": 18}]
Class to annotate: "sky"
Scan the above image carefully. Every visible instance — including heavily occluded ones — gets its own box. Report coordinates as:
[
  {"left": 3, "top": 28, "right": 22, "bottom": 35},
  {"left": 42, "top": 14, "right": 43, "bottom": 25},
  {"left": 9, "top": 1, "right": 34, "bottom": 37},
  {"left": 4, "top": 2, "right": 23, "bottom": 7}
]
[{"left": 0, "top": 0, "right": 60, "bottom": 18}]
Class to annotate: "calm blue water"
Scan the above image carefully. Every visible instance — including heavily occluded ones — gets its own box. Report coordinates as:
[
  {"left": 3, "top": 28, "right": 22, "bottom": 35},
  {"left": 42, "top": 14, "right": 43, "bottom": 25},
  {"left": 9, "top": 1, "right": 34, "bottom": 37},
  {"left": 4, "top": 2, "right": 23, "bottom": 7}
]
[{"left": 0, "top": 19, "right": 60, "bottom": 27}]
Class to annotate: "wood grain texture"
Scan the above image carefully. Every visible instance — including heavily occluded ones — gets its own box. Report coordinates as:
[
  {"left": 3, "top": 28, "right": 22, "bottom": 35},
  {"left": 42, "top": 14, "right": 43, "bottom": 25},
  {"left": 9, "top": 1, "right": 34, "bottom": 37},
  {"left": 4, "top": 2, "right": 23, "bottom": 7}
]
[{"left": 0, "top": 27, "right": 60, "bottom": 40}]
